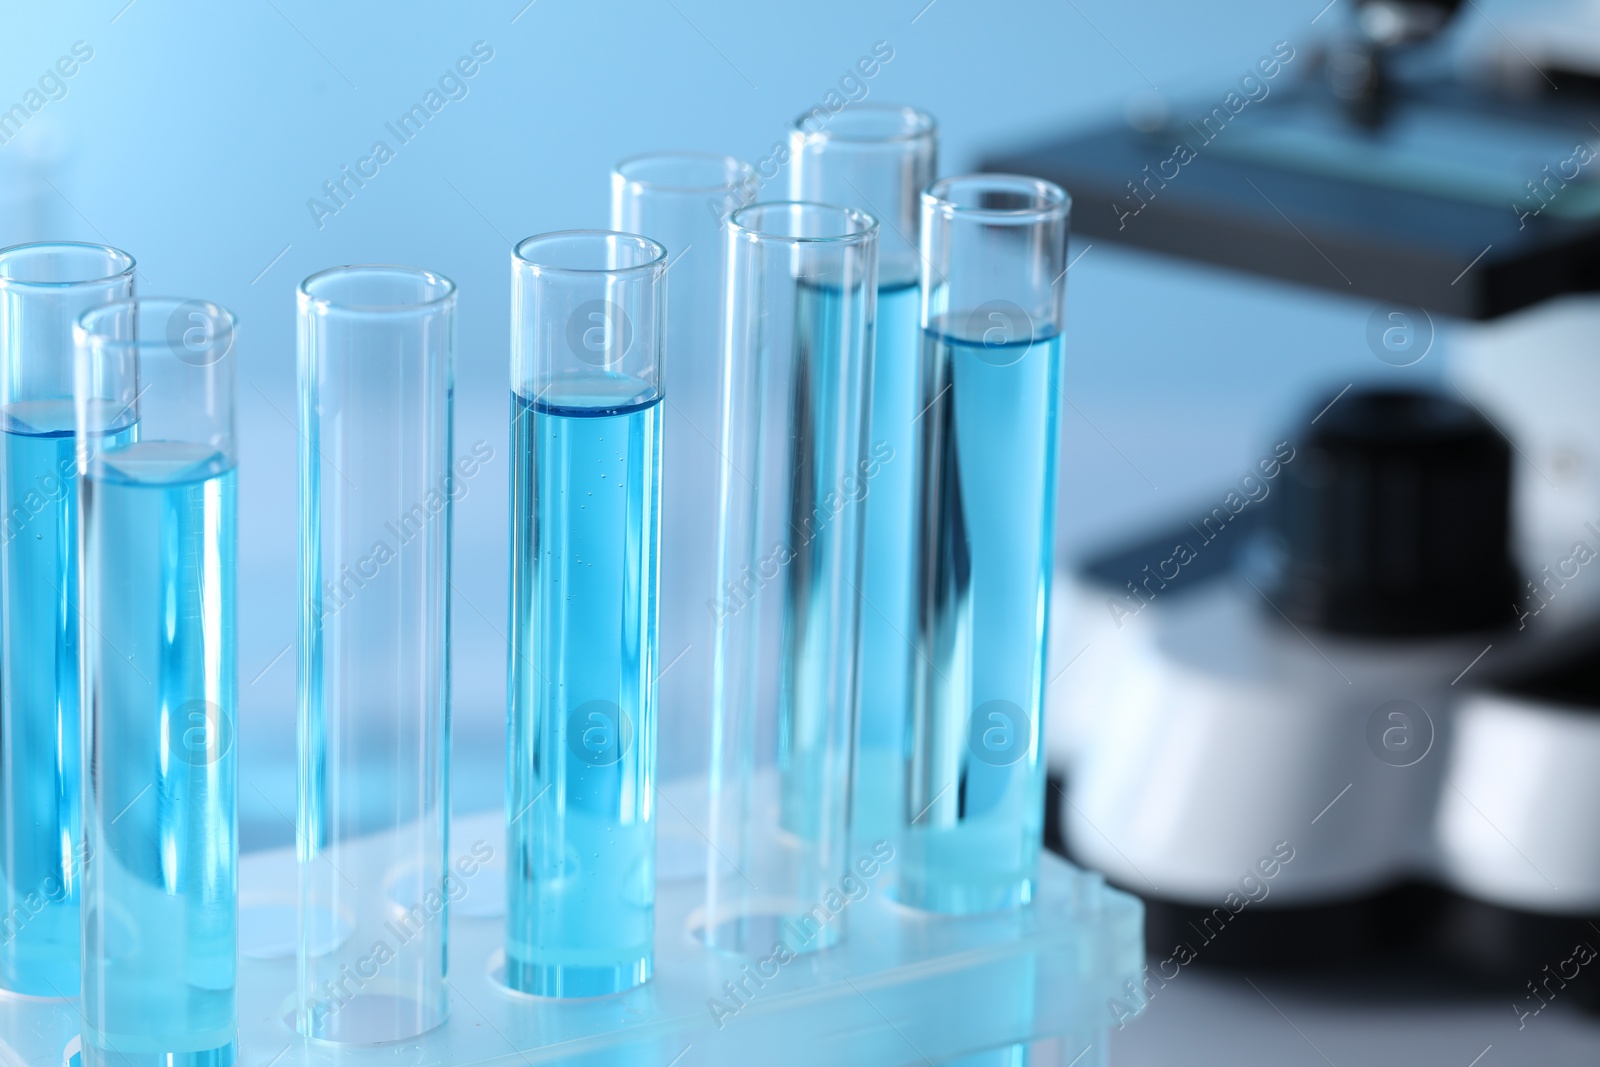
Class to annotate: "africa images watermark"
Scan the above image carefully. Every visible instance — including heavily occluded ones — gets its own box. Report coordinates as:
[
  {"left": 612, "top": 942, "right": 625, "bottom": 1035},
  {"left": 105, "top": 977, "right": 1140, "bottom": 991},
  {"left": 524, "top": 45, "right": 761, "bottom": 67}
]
[
  {"left": 1513, "top": 519, "right": 1600, "bottom": 630},
  {"left": 0, "top": 40, "right": 95, "bottom": 147},
  {"left": 1113, "top": 41, "right": 1297, "bottom": 232},
  {"left": 1512, "top": 140, "right": 1599, "bottom": 231},
  {"left": 704, "top": 39, "right": 897, "bottom": 219},
  {"left": 313, "top": 439, "right": 494, "bottom": 619},
  {"left": 1513, "top": 938, "right": 1597, "bottom": 1029},
  {"left": 1105, "top": 440, "right": 1297, "bottom": 627},
  {"left": 300, "top": 838, "right": 495, "bottom": 1032},
  {"left": 1, "top": 840, "right": 92, "bottom": 946},
  {"left": 0, "top": 449, "right": 75, "bottom": 547},
  {"left": 706, "top": 839, "right": 896, "bottom": 1029},
  {"left": 792, "top": 40, "right": 897, "bottom": 138},
  {"left": 306, "top": 40, "right": 495, "bottom": 230},
  {"left": 1106, "top": 840, "right": 1298, "bottom": 1029},
  {"left": 707, "top": 439, "right": 895, "bottom": 625}
]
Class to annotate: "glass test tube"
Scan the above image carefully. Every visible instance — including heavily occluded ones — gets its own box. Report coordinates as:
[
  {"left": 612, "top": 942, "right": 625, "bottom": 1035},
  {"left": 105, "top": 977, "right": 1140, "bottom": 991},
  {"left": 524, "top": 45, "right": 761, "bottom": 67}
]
[
  {"left": 0, "top": 242, "right": 133, "bottom": 998},
  {"left": 904, "top": 175, "right": 1069, "bottom": 914},
  {"left": 75, "top": 297, "right": 238, "bottom": 1066},
  {"left": 296, "top": 267, "right": 455, "bottom": 1041},
  {"left": 790, "top": 106, "right": 937, "bottom": 849},
  {"left": 507, "top": 232, "right": 664, "bottom": 996},
  {"left": 610, "top": 154, "right": 753, "bottom": 880},
  {"left": 706, "top": 203, "right": 877, "bottom": 954}
]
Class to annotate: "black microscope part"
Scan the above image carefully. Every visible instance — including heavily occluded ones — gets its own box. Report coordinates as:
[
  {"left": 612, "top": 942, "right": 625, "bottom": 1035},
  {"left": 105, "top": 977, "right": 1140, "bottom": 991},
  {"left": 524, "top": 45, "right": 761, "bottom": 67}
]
[
  {"left": 1269, "top": 387, "right": 1518, "bottom": 637},
  {"left": 984, "top": 39, "right": 1600, "bottom": 320}
]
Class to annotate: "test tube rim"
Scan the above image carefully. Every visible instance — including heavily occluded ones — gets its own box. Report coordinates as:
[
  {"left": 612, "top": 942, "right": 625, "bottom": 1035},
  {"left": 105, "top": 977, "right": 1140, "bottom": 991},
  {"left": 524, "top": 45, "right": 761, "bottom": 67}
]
[
  {"left": 613, "top": 151, "right": 757, "bottom": 196},
  {"left": 727, "top": 201, "right": 879, "bottom": 245},
  {"left": 0, "top": 241, "right": 136, "bottom": 291},
  {"left": 298, "top": 264, "right": 458, "bottom": 317},
  {"left": 513, "top": 229, "right": 668, "bottom": 277},
  {"left": 75, "top": 295, "right": 237, "bottom": 353},
  {"left": 923, "top": 173, "right": 1070, "bottom": 224},
  {"left": 789, "top": 102, "right": 937, "bottom": 146}
]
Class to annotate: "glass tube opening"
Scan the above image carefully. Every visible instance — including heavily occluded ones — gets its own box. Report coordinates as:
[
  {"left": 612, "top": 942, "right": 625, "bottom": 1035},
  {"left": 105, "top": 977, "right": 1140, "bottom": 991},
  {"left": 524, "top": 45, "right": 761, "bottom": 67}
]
[
  {"left": 923, "top": 174, "right": 1068, "bottom": 222},
  {"left": 75, "top": 297, "right": 238, "bottom": 458},
  {"left": 615, "top": 152, "right": 756, "bottom": 196},
  {"left": 299, "top": 265, "right": 456, "bottom": 314},
  {"left": 0, "top": 241, "right": 135, "bottom": 287},
  {"left": 727, "top": 201, "right": 877, "bottom": 244},
  {"left": 511, "top": 231, "right": 667, "bottom": 408},
  {"left": 792, "top": 103, "right": 936, "bottom": 145},
  {"left": 514, "top": 230, "right": 666, "bottom": 274},
  {"left": 921, "top": 175, "right": 1070, "bottom": 347},
  {"left": 76, "top": 296, "right": 237, "bottom": 356},
  {"left": 2, "top": 243, "right": 139, "bottom": 416}
]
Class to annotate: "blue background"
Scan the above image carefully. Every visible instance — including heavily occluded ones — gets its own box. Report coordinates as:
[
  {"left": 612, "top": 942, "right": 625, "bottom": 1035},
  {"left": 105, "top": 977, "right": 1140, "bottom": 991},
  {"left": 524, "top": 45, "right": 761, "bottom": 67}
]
[{"left": 0, "top": 0, "right": 1469, "bottom": 849}]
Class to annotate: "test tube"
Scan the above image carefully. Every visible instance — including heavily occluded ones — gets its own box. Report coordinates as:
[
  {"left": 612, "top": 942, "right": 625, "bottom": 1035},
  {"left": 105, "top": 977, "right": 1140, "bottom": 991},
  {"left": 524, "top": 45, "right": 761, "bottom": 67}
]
[
  {"left": 75, "top": 297, "right": 238, "bottom": 1066},
  {"left": 706, "top": 203, "right": 877, "bottom": 954},
  {"left": 296, "top": 266, "right": 455, "bottom": 1041},
  {"left": 506, "top": 231, "right": 664, "bottom": 996},
  {"left": 903, "top": 175, "right": 1069, "bottom": 914},
  {"left": 610, "top": 154, "right": 753, "bottom": 879},
  {"left": 790, "top": 106, "right": 937, "bottom": 847},
  {"left": 0, "top": 242, "right": 133, "bottom": 998}
]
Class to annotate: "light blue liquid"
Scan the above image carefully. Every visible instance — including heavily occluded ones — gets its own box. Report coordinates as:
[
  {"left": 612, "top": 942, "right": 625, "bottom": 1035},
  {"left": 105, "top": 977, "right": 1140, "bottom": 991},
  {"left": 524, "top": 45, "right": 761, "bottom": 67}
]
[
  {"left": 853, "top": 281, "right": 919, "bottom": 846},
  {"left": 904, "top": 325, "right": 1062, "bottom": 915},
  {"left": 507, "top": 383, "right": 659, "bottom": 997},
  {"left": 82, "top": 441, "right": 237, "bottom": 1067},
  {"left": 0, "top": 400, "right": 88, "bottom": 996}
]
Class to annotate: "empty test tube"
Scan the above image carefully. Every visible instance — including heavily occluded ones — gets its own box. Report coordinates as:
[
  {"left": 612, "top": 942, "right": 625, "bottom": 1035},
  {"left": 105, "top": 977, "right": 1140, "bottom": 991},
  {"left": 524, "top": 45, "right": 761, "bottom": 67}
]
[
  {"left": 611, "top": 154, "right": 754, "bottom": 878},
  {"left": 706, "top": 203, "right": 877, "bottom": 954},
  {"left": 296, "top": 266, "right": 456, "bottom": 1041},
  {"left": 76, "top": 297, "right": 239, "bottom": 1066}
]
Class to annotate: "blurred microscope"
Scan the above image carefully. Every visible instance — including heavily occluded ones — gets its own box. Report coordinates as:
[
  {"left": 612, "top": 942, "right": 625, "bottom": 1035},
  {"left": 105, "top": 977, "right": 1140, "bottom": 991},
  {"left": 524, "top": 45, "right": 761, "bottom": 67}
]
[{"left": 987, "top": 0, "right": 1600, "bottom": 992}]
